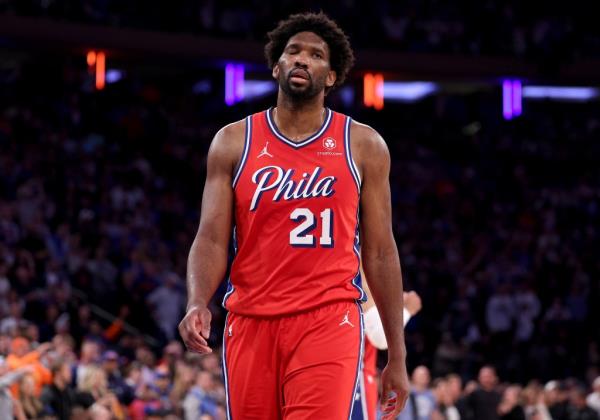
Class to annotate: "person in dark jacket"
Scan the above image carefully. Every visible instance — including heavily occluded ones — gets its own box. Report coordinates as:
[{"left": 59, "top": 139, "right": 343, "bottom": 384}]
[
  {"left": 39, "top": 360, "right": 78, "bottom": 420},
  {"left": 463, "top": 366, "right": 502, "bottom": 420},
  {"left": 567, "top": 386, "right": 599, "bottom": 420}
]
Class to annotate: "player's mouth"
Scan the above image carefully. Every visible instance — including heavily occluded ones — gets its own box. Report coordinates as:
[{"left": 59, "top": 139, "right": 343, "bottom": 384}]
[{"left": 289, "top": 69, "right": 310, "bottom": 84}]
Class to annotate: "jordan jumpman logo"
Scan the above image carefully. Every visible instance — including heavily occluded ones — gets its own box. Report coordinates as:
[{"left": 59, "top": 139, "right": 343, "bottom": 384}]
[
  {"left": 339, "top": 311, "right": 354, "bottom": 327},
  {"left": 258, "top": 141, "right": 274, "bottom": 158}
]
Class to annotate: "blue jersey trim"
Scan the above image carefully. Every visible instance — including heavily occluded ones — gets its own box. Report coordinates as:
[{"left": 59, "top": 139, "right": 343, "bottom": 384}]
[
  {"left": 222, "top": 313, "right": 233, "bottom": 420},
  {"left": 222, "top": 227, "right": 237, "bottom": 308},
  {"left": 232, "top": 116, "right": 252, "bottom": 188}
]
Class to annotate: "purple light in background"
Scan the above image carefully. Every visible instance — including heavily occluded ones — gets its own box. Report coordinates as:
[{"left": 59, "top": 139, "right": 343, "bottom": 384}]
[
  {"left": 523, "top": 86, "right": 600, "bottom": 100},
  {"left": 225, "top": 64, "right": 245, "bottom": 105},
  {"left": 503, "top": 80, "right": 513, "bottom": 120},
  {"left": 512, "top": 80, "right": 522, "bottom": 117},
  {"left": 244, "top": 81, "right": 276, "bottom": 99},
  {"left": 234, "top": 65, "right": 244, "bottom": 102},
  {"left": 106, "top": 69, "right": 123, "bottom": 84},
  {"left": 382, "top": 82, "right": 438, "bottom": 101},
  {"left": 225, "top": 63, "right": 235, "bottom": 106}
]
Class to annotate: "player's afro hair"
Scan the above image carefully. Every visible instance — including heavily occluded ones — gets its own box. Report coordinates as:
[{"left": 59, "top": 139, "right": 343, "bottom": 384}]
[{"left": 265, "top": 12, "right": 355, "bottom": 92}]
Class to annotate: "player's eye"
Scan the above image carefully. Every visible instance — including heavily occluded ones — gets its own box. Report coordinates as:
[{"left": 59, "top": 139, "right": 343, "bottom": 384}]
[{"left": 313, "top": 52, "right": 323, "bottom": 59}]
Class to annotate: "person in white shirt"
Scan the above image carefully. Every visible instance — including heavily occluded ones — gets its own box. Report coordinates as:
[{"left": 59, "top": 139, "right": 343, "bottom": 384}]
[{"left": 587, "top": 377, "right": 600, "bottom": 416}]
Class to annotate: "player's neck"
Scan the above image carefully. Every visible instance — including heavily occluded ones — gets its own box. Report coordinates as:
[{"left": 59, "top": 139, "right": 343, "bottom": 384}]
[{"left": 273, "top": 94, "right": 326, "bottom": 142}]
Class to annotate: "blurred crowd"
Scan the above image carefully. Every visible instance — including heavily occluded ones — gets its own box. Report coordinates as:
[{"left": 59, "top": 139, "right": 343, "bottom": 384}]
[
  {"left": 395, "top": 364, "right": 600, "bottom": 420},
  {"left": 0, "top": 334, "right": 227, "bottom": 419},
  {"left": 1, "top": 0, "right": 599, "bottom": 60},
  {"left": 0, "top": 43, "right": 599, "bottom": 419}
]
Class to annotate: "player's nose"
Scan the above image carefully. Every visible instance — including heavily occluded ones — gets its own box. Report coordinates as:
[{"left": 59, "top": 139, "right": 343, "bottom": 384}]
[{"left": 293, "top": 51, "right": 309, "bottom": 68}]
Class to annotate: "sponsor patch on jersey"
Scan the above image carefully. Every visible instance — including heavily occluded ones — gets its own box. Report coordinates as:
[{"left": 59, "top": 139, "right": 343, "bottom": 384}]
[{"left": 323, "top": 137, "right": 336, "bottom": 149}]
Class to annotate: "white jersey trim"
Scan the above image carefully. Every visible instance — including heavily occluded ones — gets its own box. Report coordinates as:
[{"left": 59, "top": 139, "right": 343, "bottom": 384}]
[{"left": 344, "top": 117, "right": 361, "bottom": 192}]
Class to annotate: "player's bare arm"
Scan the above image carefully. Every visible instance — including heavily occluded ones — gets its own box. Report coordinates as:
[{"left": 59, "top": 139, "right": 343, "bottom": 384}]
[
  {"left": 352, "top": 121, "right": 410, "bottom": 418},
  {"left": 178, "top": 120, "right": 245, "bottom": 354}
]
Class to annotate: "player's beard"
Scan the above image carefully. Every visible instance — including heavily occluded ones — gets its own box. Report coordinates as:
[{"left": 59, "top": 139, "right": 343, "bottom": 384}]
[{"left": 279, "top": 68, "right": 325, "bottom": 101}]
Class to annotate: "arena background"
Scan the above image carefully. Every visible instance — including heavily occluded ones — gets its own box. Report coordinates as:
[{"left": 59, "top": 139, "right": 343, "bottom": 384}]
[{"left": 1, "top": 1, "right": 599, "bottom": 419}]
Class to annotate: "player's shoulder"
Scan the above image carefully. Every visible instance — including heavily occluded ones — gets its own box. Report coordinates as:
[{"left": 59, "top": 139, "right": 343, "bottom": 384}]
[
  {"left": 214, "top": 118, "right": 247, "bottom": 143},
  {"left": 210, "top": 118, "right": 246, "bottom": 152},
  {"left": 206, "top": 118, "right": 249, "bottom": 171},
  {"left": 348, "top": 118, "right": 389, "bottom": 159}
]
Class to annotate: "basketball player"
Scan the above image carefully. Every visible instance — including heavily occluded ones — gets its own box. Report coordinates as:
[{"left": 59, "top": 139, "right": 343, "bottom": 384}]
[
  {"left": 179, "top": 12, "right": 409, "bottom": 419},
  {"left": 354, "top": 280, "right": 422, "bottom": 420}
]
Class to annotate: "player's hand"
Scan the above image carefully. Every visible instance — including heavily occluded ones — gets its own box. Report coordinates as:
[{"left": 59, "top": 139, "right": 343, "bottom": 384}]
[
  {"left": 380, "top": 358, "right": 410, "bottom": 419},
  {"left": 403, "top": 291, "right": 422, "bottom": 316},
  {"left": 178, "top": 305, "right": 212, "bottom": 354}
]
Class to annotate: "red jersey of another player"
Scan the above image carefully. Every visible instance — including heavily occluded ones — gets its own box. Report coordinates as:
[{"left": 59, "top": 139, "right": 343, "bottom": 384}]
[{"left": 224, "top": 107, "right": 365, "bottom": 316}]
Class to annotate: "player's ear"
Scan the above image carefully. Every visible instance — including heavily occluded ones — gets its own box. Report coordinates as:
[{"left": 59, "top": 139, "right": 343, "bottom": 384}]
[
  {"left": 272, "top": 64, "right": 280, "bottom": 80},
  {"left": 326, "top": 70, "right": 336, "bottom": 89}
]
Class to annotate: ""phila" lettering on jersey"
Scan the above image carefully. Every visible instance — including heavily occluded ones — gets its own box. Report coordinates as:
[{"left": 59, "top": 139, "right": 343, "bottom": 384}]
[{"left": 250, "top": 166, "right": 337, "bottom": 211}]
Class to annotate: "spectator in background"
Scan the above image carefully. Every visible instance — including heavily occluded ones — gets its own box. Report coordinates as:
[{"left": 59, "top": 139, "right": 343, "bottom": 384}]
[
  {"left": 486, "top": 285, "right": 515, "bottom": 368},
  {"left": 17, "top": 373, "right": 43, "bottom": 419},
  {"left": 104, "top": 350, "right": 135, "bottom": 406},
  {"left": 161, "top": 341, "right": 184, "bottom": 374},
  {"left": 0, "top": 358, "right": 32, "bottom": 420},
  {"left": 568, "top": 386, "right": 599, "bottom": 420},
  {"left": 546, "top": 381, "right": 570, "bottom": 420},
  {"left": 40, "top": 359, "right": 78, "bottom": 420},
  {"left": 146, "top": 272, "right": 184, "bottom": 342},
  {"left": 123, "top": 361, "right": 143, "bottom": 400},
  {"left": 50, "top": 334, "right": 77, "bottom": 365},
  {"left": 498, "top": 385, "right": 526, "bottom": 420},
  {"left": 129, "top": 382, "right": 163, "bottom": 420},
  {"left": 75, "top": 339, "right": 100, "bottom": 387},
  {"left": 432, "top": 378, "right": 460, "bottom": 420},
  {"left": 398, "top": 365, "right": 437, "bottom": 420},
  {"left": 88, "top": 401, "right": 113, "bottom": 420},
  {"left": 183, "top": 370, "right": 220, "bottom": 420},
  {"left": 169, "top": 359, "right": 195, "bottom": 418},
  {"left": 5, "top": 337, "right": 51, "bottom": 397},
  {"left": 77, "top": 364, "right": 124, "bottom": 418},
  {"left": 0, "top": 264, "right": 10, "bottom": 320},
  {"left": 0, "top": 302, "right": 25, "bottom": 340},
  {"left": 587, "top": 377, "right": 600, "bottom": 417},
  {"left": 152, "top": 364, "right": 173, "bottom": 412},
  {"left": 463, "top": 366, "right": 502, "bottom": 420},
  {"left": 513, "top": 282, "right": 541, "bottom": 345},
  {"left": 521, "top": 382, "right": 552, "bottom": 420}
]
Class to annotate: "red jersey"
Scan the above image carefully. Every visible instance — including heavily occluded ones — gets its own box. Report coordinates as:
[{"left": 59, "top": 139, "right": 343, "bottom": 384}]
[{"left": 223, "top": 107, "right": 365, "bottom": 316}]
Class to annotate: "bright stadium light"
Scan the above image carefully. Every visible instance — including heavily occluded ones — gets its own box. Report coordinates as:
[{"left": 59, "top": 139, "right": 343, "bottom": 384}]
[
  {"left": 105, "top": 69, "right": 123, "bottom": 84},
  {"left": 338, "top": 86, "right": 355, "bottom": 107},
  {"left": 95, "top": 52, "right": 105, "bottom": 90},
  {"left": 382, "top": 82, "right": 438, "bottom": 102},
  {"left": 503, "top": 80, "right": 513, "bottom": 120},
  {"left": 243, "top": 80, "right": 276, "bottom": 100},
  {"left": 225, "top": 63, "right": 244, "bottom": 106},
  {"left": 363, "top": 73, "right": 384, "bottom": 109},
  {"left": 512, "top": 80, "right": 522, "bottom": 117},
  {"left": 503, "top": 79, "right": 522, "bottom": 120},
  {"left": 522, "top": 86, "right": 600, "bottom": 101}
]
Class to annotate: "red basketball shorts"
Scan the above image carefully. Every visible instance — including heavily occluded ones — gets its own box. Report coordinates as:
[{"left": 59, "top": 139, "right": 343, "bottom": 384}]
[{"left": 222, "top": 300, "right": 364, "bottom": 419}]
